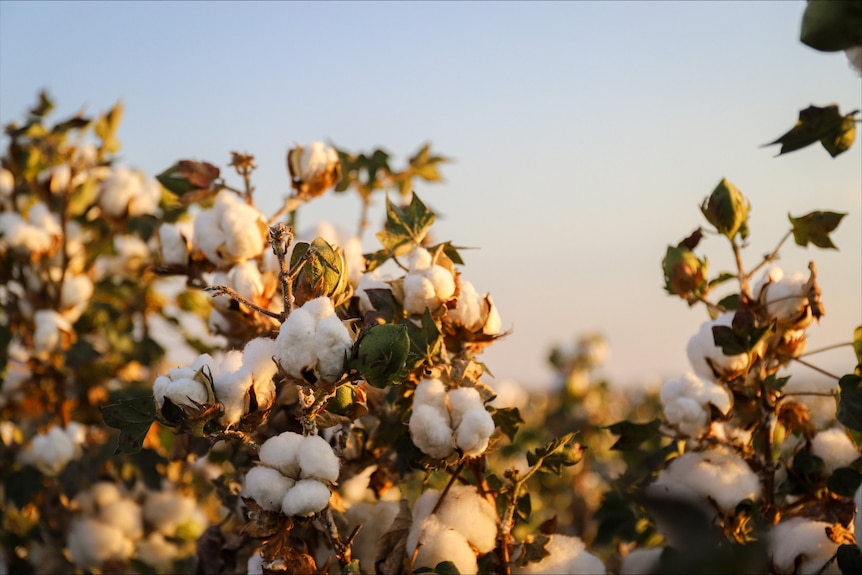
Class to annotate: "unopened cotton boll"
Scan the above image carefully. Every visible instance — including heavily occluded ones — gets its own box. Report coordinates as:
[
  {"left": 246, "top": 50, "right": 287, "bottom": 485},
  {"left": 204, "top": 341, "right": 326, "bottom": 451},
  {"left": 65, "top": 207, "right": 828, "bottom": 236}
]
[
  {"left": 810, "top": 427, "right": 860, "bottom": 474},
  {"left": 314, "top": 314, "right": 353, "bottom": 382},
  {"left": 259, "top": 432, "right": 304, "bottom": 478},
  {"left": 455, "top": 407, "right": 495, "bottom": 456},
  {"left": 67, "top": 517, "right": 135, "bottom": 570},
  {"left": 514, "top": 534, "right": 606, "bottom": 574},
  {"left": 281, "top": 478, "right": 331, "bottom": 517},
  {"left": 243, "top": 466, "right": 295, "bottom": 511},
  {"left": 409, "top": 515, "right": 477, "bottom": 575},
  {"left": 770, "top": 517, "right": 840, "bottom": 575},
  {"left": 409, "top": 404, "right": 454, "bottom": 459},
  {"left": 686, "top": 313, "right": 749, "bottom": 380},
  {"left": 649, "top": 449, "right": 759, "bottom": 514},
  {"left": 298, "top": 434, "right": 340, "bottom": 482}
]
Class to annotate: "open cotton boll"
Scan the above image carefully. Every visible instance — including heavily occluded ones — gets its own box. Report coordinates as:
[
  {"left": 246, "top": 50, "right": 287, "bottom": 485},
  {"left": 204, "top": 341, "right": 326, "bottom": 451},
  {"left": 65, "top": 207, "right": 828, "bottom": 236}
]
[
  {"left": 163, "top": 377, "right": 210, "bottom": 410},
  {"left": 242, "top": 337, "right": 278, "bottom": 382},
  {"left": 403, "top": 273, "right": 438, "bottom": 315},
  {"left": 229, "top": 261, "right": 265, "bottom": 302},
  {"left": 757, "top": 268, "right": 810, "bottom": 326},
  {"left": 158, "top": 221, "right": 192, "bottom": 265},
  {"left": 67, "top": 517, "right": 135, "bottom": 570},
  {"left": 406, "top": 246, "right": 433, "bottom": 272},
  {"left": 300, "top": 295, "right": 335, "bottom": 324},
  {"left": 649, "top": 449, "right": 759, "bottom": 514},
  {"left": 447, "top": 387, "right": 484, "bottom": 429},
  {"left": 143, "top": 489, "right": 199, "bottom": 537},
  {"left": 33, "top": 309, "right": 72, "bottom": 354},
  {"left": 213, "top": 369, "right": 253, "bottom": 427},
  {"left": 425, "top": 265, "right": 456, "bottom": 302},
  {"left": 243, "top": 466, "right": 295, "bottom": 512},
  {"left": 662, "top": 397, "right": 708, "bottom": 438},
  {"left": 513, "top": 534, "right": 605, "bottom": 575},
  {"left": 298, "top": 434, "right": 340, "bottom": 482},
  {"left": 414, "top": 378, "right": 449, "bottom": 413},
  {"left": 619, "top": 547, "right": 663, "bottom": 575},
  {"left": 451, "top": 279, "right": 482, "bottom": 329},
  {"left": 434, "top": 485, "right": 498, "bottom": 554},
  {"left": 686, "top": 313, "right": 749, "bottom": 380},
  {"left": 810, "top": 427, "right": 861, "bottom": 474},
  {"left": 215, "top": 192, "right": 266, "bottom": 261},
  {"left": 660, "top": 372, "right": 732, "bottom": 438},
  {"left": 314, "top": 314, "right": 353, "bottom": 382},
  {"left": 59, "top": 273, "right": 94, "bottom": 321},
  {"left": 275, "top": 307, "right": 318, "bottom": 379},
  {"left": 0, "top": 212, "right": 54, "bottom": 254},
  {"left": 409, "top": 404, "right": 455, "bottom": 459},
  {"left": 409, "top": 515, "right": 478, "bottom": 575},
  {"left": 98, "top": 498, "right": 143, "bottom": 541},
  {"left": 455, "top": 407, "right": 496, "bottom": 456},
  {"left": 192, "top": 209, "right": 226, "bottom": 264},
  {"left": 345, "top": 501, "right": 400, "bottom": 573},
  {"left": 18, "top": 425, "right": 77, "bottom": 476},
  {"left": 259, "top": 432, "right": 304, "bottom": 478},
  {"left": 770, "top": 517, "right": 840, "bottom": 575},
  {"left": 281, "top": 479, "right": 331, "bottom": 517}
]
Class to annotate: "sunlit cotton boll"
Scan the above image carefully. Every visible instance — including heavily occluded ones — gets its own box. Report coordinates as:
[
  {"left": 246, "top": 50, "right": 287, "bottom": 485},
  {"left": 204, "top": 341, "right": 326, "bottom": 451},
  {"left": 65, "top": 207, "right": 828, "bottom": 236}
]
[
  {"left": 158, "top": 221, "right": 193, "bottom": 265},
  {"left": 98, "top": 166, "right": 161, "bottom": 217},
  {"left": 275, "top": 307, "right": 318, "bottom": 380},
  {"left": 314, "top": 314, "right": 353, "bottom": 382},
  {"left": 409, "top": 404, "right": 454, "bottom": 459},
  {"left": 660, "top": 372, "right": 732, "bottom": 438},
  {"left": 259, "top": 431, "right": 304, "bottom": 478},
  {"left": 142, "top": 489, "right": 201, "bottom": 538},
  {"left": 213, "top": 368, "right": 253, "bottom": 428},
  {"left": 281, "top": 478, "right": 331, "bottom": 517},
  {"left": 756, "top": 267, "right": 811, "bottom": 327},
  {"left": 33, "top": 309, "right": 73, "bottom": 355},
  {"left": 414, "top": 378, "right": 449, "bottom": 413},
  {"left": 98, "top": 497, "right": 143, "bottom": 541},
  {"left": 446, "top": 386, "right": 484, "bottom": 429},
  {"left": 769, "top": 517, "right": 841, "bottom": 575},
  {"left": 648, "top": 449, "right": 759, "bottom": 515},
  {"left": 67, "top": 517, "right": 135, "bottom": 570},
  {"left": 686, "top": 313, "right": 749, "bottom": 380},
  {"left": 193, "top": 191, "right": 266, "bottom": 265},
  {"left": 345, "top": 501, "right": 400, "bottom": 573},
  {"left": 408, "top": 514, "right": 477, "bottom": 575},
  {"left": 298, "top": 434, "right": 340, "bottom": 482},
  {"left": 135, "top": 532, "right": 180, "bottom": 573},
  {"left": 513, "top": 534, "right": 606, "bottom": 575},
  {"left": 430, "top": 485, "right": 498, "bottom": 554},
  {"left": 18, "top": 424, "right": 83, "bottom": 476},
  {"left": 809, "top": 427, "right": 861, "bottom": 474},
  {"left": 59, "top": 273, "right": 94, "bottom": 322},
  {"left": 455, "top": 407, "right": 496, "bottom": 456},
  {"left": 243, "top": 466, "right": 295, "bottom": 512}
]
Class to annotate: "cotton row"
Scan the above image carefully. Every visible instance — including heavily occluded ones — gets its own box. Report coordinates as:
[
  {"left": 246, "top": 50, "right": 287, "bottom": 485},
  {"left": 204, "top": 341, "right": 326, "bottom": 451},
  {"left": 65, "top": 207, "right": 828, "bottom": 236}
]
[
  {"left": 409, "top": 378, "right": 496, "bottom": 458},
  {"left": 242, "top": 431, "right": 340, "bottom": 517}
]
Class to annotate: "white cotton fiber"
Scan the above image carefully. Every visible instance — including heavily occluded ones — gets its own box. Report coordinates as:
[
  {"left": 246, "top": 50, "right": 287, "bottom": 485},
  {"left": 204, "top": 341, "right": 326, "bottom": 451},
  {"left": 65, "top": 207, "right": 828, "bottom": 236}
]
[
  {"left": 298, "top": 434, "right": 340, "bottom": 482},
  {"left": 314, "top": 314, "right": 353, "bottom": 382},
  {"left": 259, "top": 432, "right": 304, "bottom": 478},
  {"left": 810, "top": 427, "right": 860, "bottom": 474},
  {"left": 435, "top": 485, "right": 498, "bottom": 553},
  {"left": 686, "top": 313, "right": 749, "bottom": 380},
  {"left": 281, "top": 479, "right": 331, "bottom": 517},
  {"left": 513, "top": 534, "right": 606, "bottom": 575},
  {"left": 769, "top": 517, "right": 840, "bottom": 575},
  {"left": 455, "top": 407, "right": 495, "bottom": 457},
  {"left": 409, "top": 515, "right": 478, "bottom": 575},
  {"left": 67, "top": 517, "right": 135, "bottom": 570},
  {"left": 275, "top": 307, "right": 318, "bottom": 378},
  {"left": 243, "top": 466, "right": 295, "bottom": 512},
  {"left": 409, "top": 404, "right": 454, "bottom": 459},
  {"left": 414, "top": 378, "right": 449, "bottom": 413}
]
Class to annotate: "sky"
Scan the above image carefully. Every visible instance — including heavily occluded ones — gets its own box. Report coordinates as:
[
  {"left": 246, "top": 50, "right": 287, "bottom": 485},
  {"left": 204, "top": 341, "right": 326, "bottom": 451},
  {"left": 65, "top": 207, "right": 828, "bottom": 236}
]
[{"left": 1, "top": 1, "right": 860, "bottom": 390}]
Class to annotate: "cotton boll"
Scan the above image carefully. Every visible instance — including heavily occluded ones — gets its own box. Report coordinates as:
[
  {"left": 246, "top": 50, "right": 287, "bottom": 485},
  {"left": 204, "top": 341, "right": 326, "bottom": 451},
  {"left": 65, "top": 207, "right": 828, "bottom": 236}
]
[
  {"left": 59, "top": 273, "right": 94, "bottom": 321},
  {"left": 259, "top": 432, "right": 304, "bottom": 478},
  {"left": 409, "top": 404, "right": 454, "bottom": 459},
  {"left": 662, "top": 397, "right": 707, "bottom": 438},
  {"left": 810, "top": 427, "right": 861, "bottom": 474},
  {"left": 451, "top": 280, "right": 482, "bottom": 330},
  {"left": 435, "top": 485, "right": 498, "bottom": 553},
  {"left": 275, "top": 307, "right": 318, "bottom": 379},
  {"left": 213, "top": 369, "right": 253, "bottom": 427},
  {"left": 455, "top": 407, "right": 495, "bottom": 456},
  {"left": 98, "top": 166, "right": 137, "bottom": 217},
  {"left": 425, "top": 265, "right": 456, "bottom": 302},
  {"left": 409, "top": 515, "right": 477, "bottom": 575},
  {"left": 301, "top": 296, "right": 335, "bottom": 324},
  {"left": 281, "top": 479, "right": 331, "bottom": 517},
  {"left": 136, "top": 532, "right": 179, "bottom": 572},
  {"left": 298, "top": 434, "right": 341, "bottom": 482},
  {"left": 758, "top": 268, "right": 810, "bottom": 327},
  {"left": 164, "top": 377, "right": 209, "bottom": 410},
  {"left": 218, "top": 195, "right": 266, "bottom": 261},
  {"left": 67, "top": 517, "right": 135, "bottom": 570},
  {"left": 414, "top": 378, "right": 449, "bottom": 413},
  {"left": 650, "top": 449, "right": 759, "bottom": 514},
  {"left": 243, "top": 466, "right": 296, "bottom": 512},
  {"left": 90, "top": 482, "right": 124, "bottom": 509},
  {"left": 686, "top": 313, "right": 749, "bottom": 380},
  {"left": 345, "top": 501, "right": 400, "bottom": 573},
  {"left": 143, "top": 490, "right": 198, "bottom": 537},
  {"left": 193, "top": 209, "right": 227, "bottom": 265},
  {"left": 483, "top": 296, "right": 502, "bottom": 335},
  {"left": 99, "top": 498, "right": 143, "bottom": 541},
  {"left": 406, "top": 246, "right": 433, "bottom": 272},
  {"left": 33, "top": 309, "right": 72, "bottom": 354},
  {"left": 619, "top": 547, "right": 663, "bottom": 575},
  {"left": 447, "top": 387, "right": 484, "bottom": 429},
  {"left": 229, "top": 260, "right": 265, "bottom": 302},
  {"left": 314, "top": 314, "right": 353, "bottom": 382},
  {"left": 159, "top": 221, "right": 192, "bottom": 265},
  {"left": 660, "top": 372, "right": 732, "bottom": 438},
  {"left": 770, "top": 517, "right": 840, "bottom": 575},
  {"left": 18, "top": 425, "right": 76, "bottom": 476},
  {"left": 242, "top": 337, "right": 278, "bottom": 383},
  {"left": 403, "top": 273, "right": 437, "bottom": 315},
  {"left": 356, "top": 271, "right": 393, "bottom": 313},
  {"left": 514, "top": 534, "right": 605, "bottom": 574}
]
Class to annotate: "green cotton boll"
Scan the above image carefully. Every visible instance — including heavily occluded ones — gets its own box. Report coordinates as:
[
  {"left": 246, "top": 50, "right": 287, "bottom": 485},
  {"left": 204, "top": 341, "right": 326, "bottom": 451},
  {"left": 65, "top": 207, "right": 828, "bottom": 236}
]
[
  {"left": 326, "top": 383, "right": 357, "bottom": 415},
  {"left": 350, "top": 323, "right": 410, "bottom": 388},
  {"left": 800, "top": 0, "right": 862, "bottom": 52},
  {"left": 662, "top": 245, "right": 708, "bottom": 298},
  {"left": 290, "top": 237, "right": 349, "bottom": 307},
  {"left": 700, "top": 178, "right": 750, "bottom": 240}
]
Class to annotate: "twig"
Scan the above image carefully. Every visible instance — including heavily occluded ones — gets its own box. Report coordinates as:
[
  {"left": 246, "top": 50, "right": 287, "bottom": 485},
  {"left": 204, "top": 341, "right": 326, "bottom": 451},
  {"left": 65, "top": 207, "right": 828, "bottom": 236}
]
[
  {"left": 202, "top": 285, "right": 281, "bottom": 320},
  {"left": 747, "top": 230, "right": 792, "bottom": 280},
  {"left": 409, "top": 460, "right": 467, "bottom": 573},
  {"left": 779, "top": 354, "right": 842, "bottom": 381},
  {"left": 799, "top": 342, "right": 852, "bottom": 358},
  {"left": 321, "top": 505, "right": 352, "bottom": 567}
]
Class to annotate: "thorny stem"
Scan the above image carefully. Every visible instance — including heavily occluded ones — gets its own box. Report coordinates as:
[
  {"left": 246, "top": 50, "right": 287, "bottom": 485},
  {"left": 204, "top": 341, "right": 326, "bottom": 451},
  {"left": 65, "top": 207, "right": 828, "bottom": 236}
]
[
  {"left": 746, "top": 230, "right": 792, "bottom": 281},
  {"left": 202, "top": 285, "right": 281, "bottom": 320}
]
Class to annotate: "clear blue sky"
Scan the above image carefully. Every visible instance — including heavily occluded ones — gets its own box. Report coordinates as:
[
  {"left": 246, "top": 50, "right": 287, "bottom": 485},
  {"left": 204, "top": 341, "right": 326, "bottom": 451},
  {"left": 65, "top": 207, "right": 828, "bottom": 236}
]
[{"left": 2, "top": 1, "right": 860, "bottom": 389}]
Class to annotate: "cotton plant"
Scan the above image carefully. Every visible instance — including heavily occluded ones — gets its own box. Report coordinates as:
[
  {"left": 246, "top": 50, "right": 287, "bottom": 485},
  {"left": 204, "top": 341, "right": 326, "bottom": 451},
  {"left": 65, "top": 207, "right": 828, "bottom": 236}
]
[{"left": 597, "top": 177, "right": 862, "bottom": 574}]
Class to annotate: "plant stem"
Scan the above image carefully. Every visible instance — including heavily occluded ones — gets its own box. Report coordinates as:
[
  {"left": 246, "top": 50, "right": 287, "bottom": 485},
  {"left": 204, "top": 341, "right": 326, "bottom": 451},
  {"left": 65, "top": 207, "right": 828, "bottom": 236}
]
[
  {"left": 798, "top": 342, "right": 852, "bottom": 357},
  {"left": 747, "top": 230, "right": 791, "bottom": 281},
  {"left": 202, "top": 285, "right": 281, "bottom": 320},
  {"left": 731, "top": 238, "right": 751, "bottom": 302},
  {"left": 779, "top": 355, "right": 842, "bottom": 380}
]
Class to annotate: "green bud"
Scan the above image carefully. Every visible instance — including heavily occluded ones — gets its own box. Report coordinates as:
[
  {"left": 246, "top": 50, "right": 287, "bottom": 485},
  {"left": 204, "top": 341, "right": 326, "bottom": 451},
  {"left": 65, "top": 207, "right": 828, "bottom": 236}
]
[
  {"left": 326, "top": 383, "right": 357, "bottom": 415},
  {"left": 291, "top": 237, "right": 349, "bottom": 307},
  {"left": 349, "top": 323, "right": 410, "bottom": 388},
  {"left": 701, "top": 178, "right": 750, "bottom": 240},
  {"left": 663, "top": 245, "right": 708, "bottom": 299}
]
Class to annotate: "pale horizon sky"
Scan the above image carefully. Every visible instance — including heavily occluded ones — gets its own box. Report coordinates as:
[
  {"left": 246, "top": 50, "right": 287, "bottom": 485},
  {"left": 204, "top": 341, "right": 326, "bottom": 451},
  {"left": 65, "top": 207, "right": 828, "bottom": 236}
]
[{"left": 2, "top": 1, "right": 860, "bottom": 390}]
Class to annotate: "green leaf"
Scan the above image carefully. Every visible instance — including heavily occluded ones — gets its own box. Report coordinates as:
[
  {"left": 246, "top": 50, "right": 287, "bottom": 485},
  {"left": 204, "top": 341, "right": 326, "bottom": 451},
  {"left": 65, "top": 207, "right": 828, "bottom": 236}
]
[
  {"left": 428, "top": 241, "right": 466, "bottom": 266},
  {"left": 29, "top": 90, "right": 54, "bottom": 118},
  {"left": 764, "top": 374, "right": 791, "bottom": 392},
  {"left": 518, "top": 535, "right": 552, "bottom": 567},
  {"left": 707, "top": 272, "right": 736, "bottom": 289},
  {"left": 514, "top": 493, "right": 532, "bottom": 524},
  {"left": 765, "top": 105, "right": 854, "bottom": 156},
  {"left": 821, "top": 113, "right": 858, "bottom": 158},
  {"left": 350, "top": 323, "right": 410, "bottom": 388},
  {"left": 800, "top": 0, "right": 862, "bottom": 52},
  {"left": 526, "top": 432, "right": 583, "bottom": 475},
  {"left": 827, "top": 467, "right": 862, "bottom": 497},
  {"left": 853, "top": 326, "right": 862, "bottom": 368},
  {"left": 100, "top": 396, "right": 156, "bottom": 454},
  {"left": 375, "top": 193, "right": 435, "bottom": 255},
  {"left": 491, "top": 407, "right": 524, "bottom": 441},
  {"left": 605, "top": 419, "right": 661, "bottom": 451},
  {"left": 94, "top": 100, "right": 124, "bottom": 154},
  {"left": 362, "top": 288, "right": 400, "bottom": 323},
  {"left": 404, "top": 310, "right": 443, "bottom": 371},
  {"left": 711, "top": 312, "right": 775, "bottom": 357},
  {"left": 789, "top": 211, "right": 847, "bottom": 249},
  {"left": 408, "top": 143, "right": 448, "bottom": 183},
  {"left": 717, "top": 293, "right": 741, "bottom": 311},
  {"left": 837, "top": 374, "right": 862, "bottom": 433}
]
